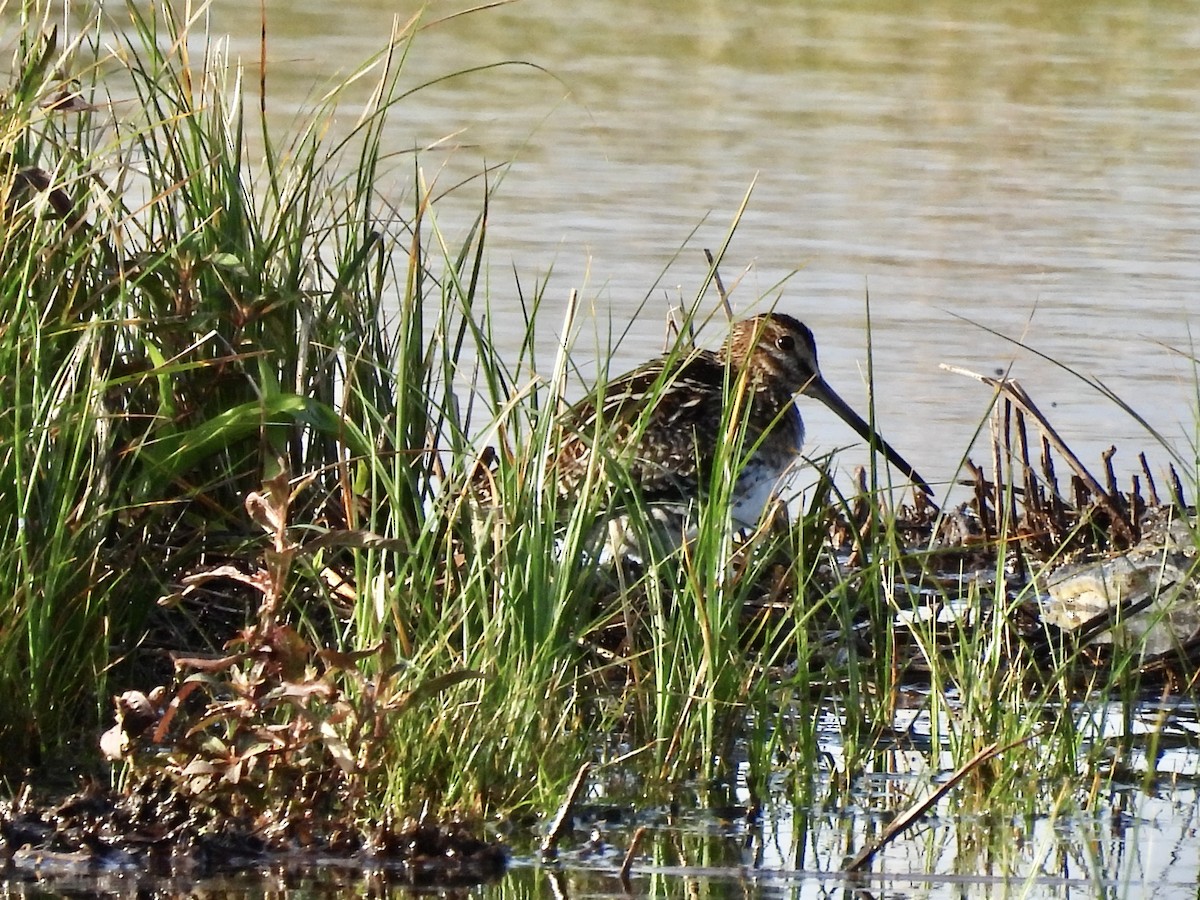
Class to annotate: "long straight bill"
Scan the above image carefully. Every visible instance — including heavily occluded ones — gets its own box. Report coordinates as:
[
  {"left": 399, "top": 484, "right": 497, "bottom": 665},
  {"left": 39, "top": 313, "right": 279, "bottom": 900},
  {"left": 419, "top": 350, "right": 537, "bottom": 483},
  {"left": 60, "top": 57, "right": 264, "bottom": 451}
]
[{"left": 805, "top": 376, "right": 934, "bottom": 497}]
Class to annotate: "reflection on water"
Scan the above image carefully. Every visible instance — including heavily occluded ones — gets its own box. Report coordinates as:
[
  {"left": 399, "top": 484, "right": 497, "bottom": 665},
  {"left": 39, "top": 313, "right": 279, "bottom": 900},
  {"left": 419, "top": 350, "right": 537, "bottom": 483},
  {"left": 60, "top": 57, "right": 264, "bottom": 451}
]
[
  {"left": 501, "top": 698, "right": 1200, "bottom": 899},
  {"left": 0, "top": 696, "right": 1196, "bottom": 896},
  {"left": 189, "top": 0, "right": 1200, "bottom": 499}
]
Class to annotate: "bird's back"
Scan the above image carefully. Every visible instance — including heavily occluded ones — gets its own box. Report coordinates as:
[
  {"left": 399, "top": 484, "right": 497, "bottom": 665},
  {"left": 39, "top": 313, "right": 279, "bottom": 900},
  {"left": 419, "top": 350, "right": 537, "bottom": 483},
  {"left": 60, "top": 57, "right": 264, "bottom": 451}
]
[{"left": 554, "top": 348, "right": 731, "bottom": 504}]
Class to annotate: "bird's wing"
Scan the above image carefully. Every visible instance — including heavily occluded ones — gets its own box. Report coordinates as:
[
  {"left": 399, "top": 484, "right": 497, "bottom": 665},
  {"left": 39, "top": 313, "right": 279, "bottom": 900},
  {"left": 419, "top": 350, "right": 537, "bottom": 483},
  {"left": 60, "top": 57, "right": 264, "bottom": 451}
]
[{"left": 556, "top": 351, "right": 726, "bottom": 501}]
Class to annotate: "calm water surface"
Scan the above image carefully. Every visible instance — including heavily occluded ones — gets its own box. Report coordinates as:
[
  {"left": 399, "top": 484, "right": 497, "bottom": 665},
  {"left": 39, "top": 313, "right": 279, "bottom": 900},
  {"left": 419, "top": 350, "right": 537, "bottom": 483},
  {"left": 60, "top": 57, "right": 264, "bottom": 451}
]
[{"left": 193, "top": 0, "right": 1200, "bottom": 499}]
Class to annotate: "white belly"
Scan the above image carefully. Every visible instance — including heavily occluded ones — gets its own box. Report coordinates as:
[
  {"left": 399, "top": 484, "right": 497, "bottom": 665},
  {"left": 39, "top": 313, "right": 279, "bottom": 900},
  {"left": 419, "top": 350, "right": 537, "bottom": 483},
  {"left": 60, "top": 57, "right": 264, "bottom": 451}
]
[
  {"left": 731, "top": 470, "right": 786, "bottom": 528},
  {"left": 730, "top": 403, "right": 805, "bottom": 528}
]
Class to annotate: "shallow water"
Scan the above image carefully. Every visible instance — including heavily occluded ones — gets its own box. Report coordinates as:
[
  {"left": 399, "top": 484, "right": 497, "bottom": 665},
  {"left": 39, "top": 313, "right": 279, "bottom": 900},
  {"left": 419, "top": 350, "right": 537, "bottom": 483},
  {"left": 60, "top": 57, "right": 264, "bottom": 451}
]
[
  {"left": 177, "top": 0, "right": 1200, "bottom": 502},
  {"left": 7, "top": 698, "right": 1199, "bottom": 897}
]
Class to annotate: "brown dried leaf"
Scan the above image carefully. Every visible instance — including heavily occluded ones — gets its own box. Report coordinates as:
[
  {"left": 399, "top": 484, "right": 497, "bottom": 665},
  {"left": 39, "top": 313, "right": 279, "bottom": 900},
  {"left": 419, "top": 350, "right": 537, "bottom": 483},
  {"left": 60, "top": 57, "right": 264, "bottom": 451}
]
[
  {"left": 152, "top": 678, "right": 207, "bottom": 743},
  {"left": 319, "top": 721, "right": 356, "bottom": 774},
  {"left": 317, "top": 641, "right": 385, "bottom": 669},
  {"left": 245, "top": 470, "right": 293, "bottom": 539},
  {"left": 180, "top": 758, "right": 219, "bottom": 777},
  {"left": 172, "top": 651, "right": 251, "bottom": 673},
  {"left": 181, "top": 565, "right": 270, "bottom": 593},
  {"left": 320, "top": 566, "right": 358, "bottom": 602},
  {"left": 269, "top": 681, "right": 336, "bottom": 702}
]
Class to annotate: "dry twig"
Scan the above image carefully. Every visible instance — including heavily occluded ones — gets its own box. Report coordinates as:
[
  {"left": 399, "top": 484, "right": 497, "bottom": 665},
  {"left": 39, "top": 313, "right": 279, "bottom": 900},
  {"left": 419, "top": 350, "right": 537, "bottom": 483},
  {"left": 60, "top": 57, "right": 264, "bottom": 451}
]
[
  {"left": 845, "top": 736, "right": 1030, "bottom": 873},
  {"left": 540, "top": 762, "right": 592, "bottom": 859}
]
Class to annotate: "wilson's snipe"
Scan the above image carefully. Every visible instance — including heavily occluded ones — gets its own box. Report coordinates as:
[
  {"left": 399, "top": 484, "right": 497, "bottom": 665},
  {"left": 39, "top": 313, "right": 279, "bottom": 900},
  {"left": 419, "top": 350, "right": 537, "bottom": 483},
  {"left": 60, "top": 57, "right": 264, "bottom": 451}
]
[{"left": 555, "top": 313, "right": 931, "bottom": 536}]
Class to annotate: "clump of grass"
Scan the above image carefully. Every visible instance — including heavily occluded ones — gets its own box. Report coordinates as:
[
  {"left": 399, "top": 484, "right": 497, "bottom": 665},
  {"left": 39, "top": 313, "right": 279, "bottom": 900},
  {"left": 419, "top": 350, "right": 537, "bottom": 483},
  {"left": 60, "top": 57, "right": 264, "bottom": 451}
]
[
  {"left": 0, "top": 0, "right": 432, "bottom": 766},
  {"left": 102, "top": 467, "right": 489, "bottom": 846}
]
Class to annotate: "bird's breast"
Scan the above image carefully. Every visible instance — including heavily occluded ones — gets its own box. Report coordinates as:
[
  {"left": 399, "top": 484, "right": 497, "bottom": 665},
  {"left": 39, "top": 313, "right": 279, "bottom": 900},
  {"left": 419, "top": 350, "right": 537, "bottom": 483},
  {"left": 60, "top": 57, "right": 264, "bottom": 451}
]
[{"left": 730, "top": 402, "right": 806, "bottom": 527}]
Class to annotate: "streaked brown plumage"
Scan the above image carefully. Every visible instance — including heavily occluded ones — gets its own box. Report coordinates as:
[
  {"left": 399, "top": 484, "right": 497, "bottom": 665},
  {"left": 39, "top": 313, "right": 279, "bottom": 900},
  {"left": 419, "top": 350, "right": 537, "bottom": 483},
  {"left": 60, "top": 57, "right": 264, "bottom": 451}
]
[{"left": 555, "top": 313, "right": 930, "bottom": 530}]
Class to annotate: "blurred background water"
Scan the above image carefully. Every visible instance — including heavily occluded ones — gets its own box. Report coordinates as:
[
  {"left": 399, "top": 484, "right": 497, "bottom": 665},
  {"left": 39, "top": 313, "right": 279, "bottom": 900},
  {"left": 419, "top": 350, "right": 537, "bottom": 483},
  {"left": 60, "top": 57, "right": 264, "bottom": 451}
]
[{"left": 115, "top": 0, "right": 1200, "bottom": 495}]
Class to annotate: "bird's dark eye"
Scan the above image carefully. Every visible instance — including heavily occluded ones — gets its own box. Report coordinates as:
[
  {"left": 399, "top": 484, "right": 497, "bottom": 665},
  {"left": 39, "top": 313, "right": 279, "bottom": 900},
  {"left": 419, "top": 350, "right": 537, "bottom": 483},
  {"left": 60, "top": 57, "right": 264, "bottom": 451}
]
[{"left": 775, "top": 334, "right": 795, "bottom": 353}]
